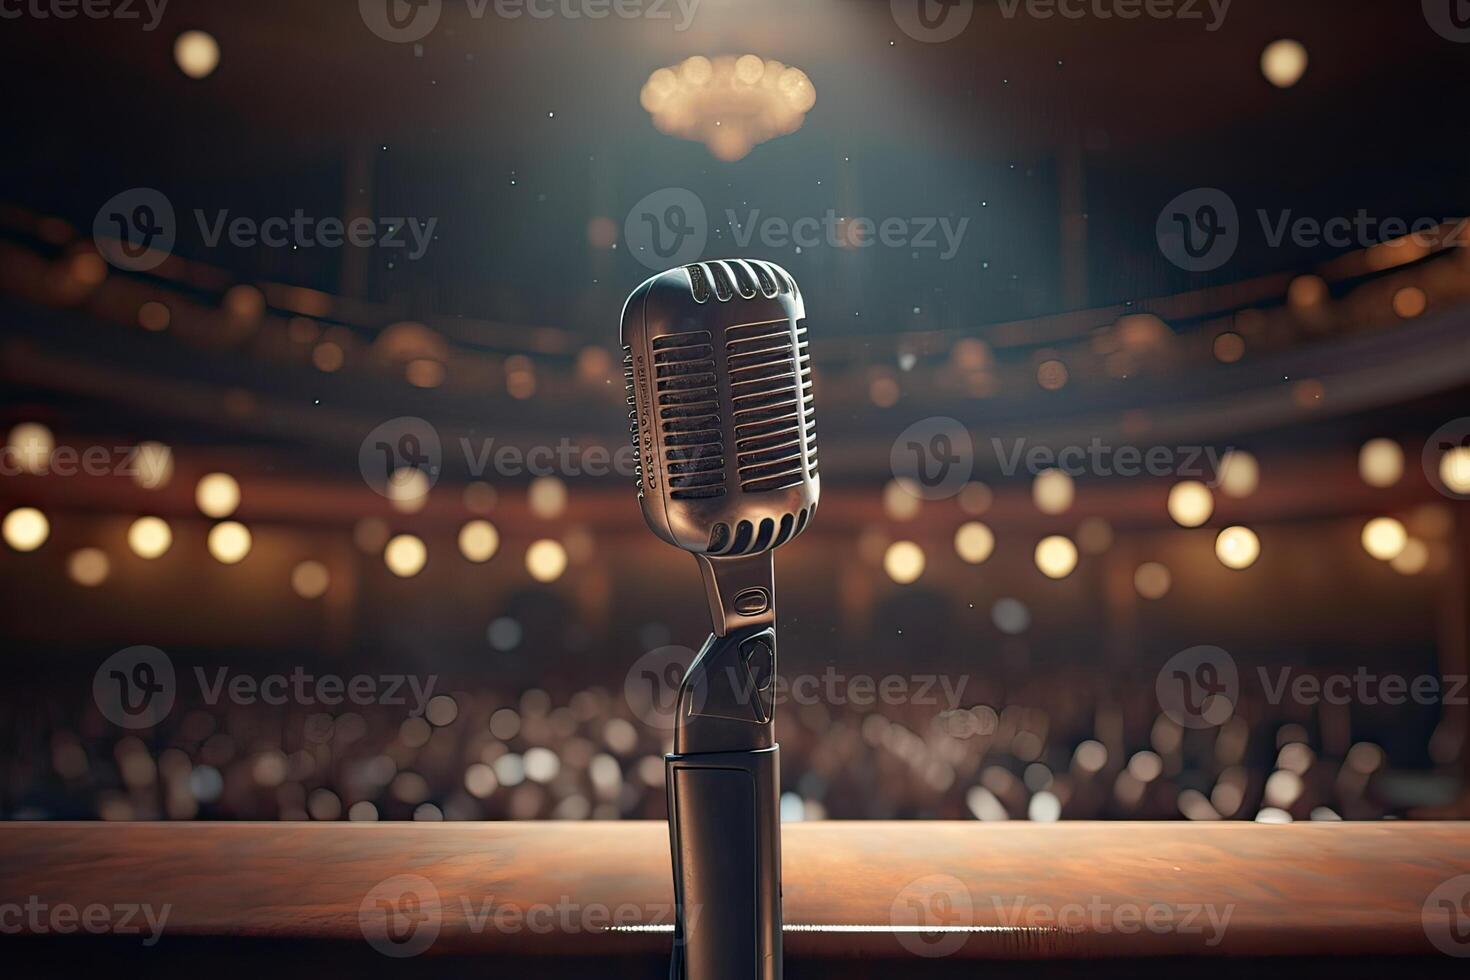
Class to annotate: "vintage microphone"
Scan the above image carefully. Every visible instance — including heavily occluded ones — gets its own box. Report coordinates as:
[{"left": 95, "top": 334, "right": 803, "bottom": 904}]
[{"left": 620, "top": 258, "right": 818, "bottom": 980}]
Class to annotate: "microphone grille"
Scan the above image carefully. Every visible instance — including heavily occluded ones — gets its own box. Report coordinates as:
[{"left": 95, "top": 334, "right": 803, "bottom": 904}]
[
  {"left": 623, "top": 333, "right": 729, "bottom": 502},
  {"left": 727, "top": 318, "right": 815, "bottom": 493},
  {"left": 651, "top": 328, "right": 727, "bottom": 501}
]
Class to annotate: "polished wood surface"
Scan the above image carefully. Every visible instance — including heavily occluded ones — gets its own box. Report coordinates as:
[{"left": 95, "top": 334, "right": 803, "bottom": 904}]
[{"left": 3, "top": 821, "right": 1468, "bottom": 962}]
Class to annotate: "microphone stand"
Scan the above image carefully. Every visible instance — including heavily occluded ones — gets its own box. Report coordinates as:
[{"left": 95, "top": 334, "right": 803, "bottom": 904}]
[{"left": 665, "top": 550, "right": 783, "bottom": 980}]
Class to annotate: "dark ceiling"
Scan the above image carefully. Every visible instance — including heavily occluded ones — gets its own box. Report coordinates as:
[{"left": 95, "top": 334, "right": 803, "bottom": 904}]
[{"left": 3, "top": 0, "right": 1467, "bottom": 335}]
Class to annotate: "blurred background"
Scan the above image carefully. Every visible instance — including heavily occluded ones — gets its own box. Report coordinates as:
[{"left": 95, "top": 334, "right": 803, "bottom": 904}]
[{"left": 1, "top": 0, "right": 1468, "bottom": 825}]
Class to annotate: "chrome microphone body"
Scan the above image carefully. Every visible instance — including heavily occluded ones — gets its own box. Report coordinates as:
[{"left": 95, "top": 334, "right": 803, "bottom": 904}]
[{"left": 620, "top": 258, "right": 817, "bottom": 980}]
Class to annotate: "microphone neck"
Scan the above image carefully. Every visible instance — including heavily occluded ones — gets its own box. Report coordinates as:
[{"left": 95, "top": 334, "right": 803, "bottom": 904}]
[{"left": 695, "top": 551, "right": 776, "bottom": 636}]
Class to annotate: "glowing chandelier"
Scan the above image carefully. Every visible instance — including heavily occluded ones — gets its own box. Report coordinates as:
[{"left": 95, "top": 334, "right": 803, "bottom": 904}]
[{"left": 640, "top": 55, "right": 816, "bottom": 161}]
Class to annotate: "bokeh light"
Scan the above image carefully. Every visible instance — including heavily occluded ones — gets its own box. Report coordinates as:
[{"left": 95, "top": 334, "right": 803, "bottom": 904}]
[
  {"left": 132, "top": 441, "right": 174, "bottom": 489},
  {"left": 1440, "top": 446, "right": 1470, "bottom": 494},
  {"left": 1034, "top": 535, "right": 1078, "bottom": 579},
  {"left": 1167, "top": 481, "right": 1214, "bottom": 527},
  {"left": 291, "top": 560, "right": 330, "bottom": 598},
  {"left": 528, "top": 476, "right": 568, "bottom": 520},
  {"left": 1217, "top": 450, "right": 1259, "bottom": 498},
  {"left": 174, "top": 30, "right": 220, "bottom": 79},
  {"left": 1358, "top": 439, "right": 1403, "bottom": 488},
  {"left": 458, "top": 520, "right": 501, "bottom": 563},
  {"left": 1361, "top": 517, "right": 1407, "bottom": 561},
  {"left": 67, "top": 547, "right": 110, "bottom": 586},
  {"left": 883, "top": 541, "right": 925, "bottom": 584},
  {"left": 2, "top": 507, "right": 49, "bottom": 552},
  {"left": 6, "top": 423, "right": 53, "bottom": 474},
  {"left": 526, "top": 539, "right": 568, "bottom": 582},
  {"left": 128, "top": 516, "right": 173, "bottom": 559},
  {"left": 207, "top": 522, "right": 252, "bottom": 564},
  {"left": 1134, "top": 562, "right": 1172, "bottom": 599},
  {"left": 195, "top": 473, "right": 240, "bottom": 518},
  {"left": 1215, "top": 526, "right": 1260, "bottom": 569},
  {"left": 953, "top": 522, "right": 994, "bottom": 565},
  {"left": 1390, "top": 538, "right": 1428, "bottom": 576},
  {"left": 1261, "top": 39, "right": 1308, "bottom": 88},
  {"left": 1032, "top": 468, "right": 1075, "bottom": 515},
  {"left": 882, "top": 478, "right": 922, "bottom": 521},
  {"left": 384, "top": 534, "right": 427, "bottom": 577}
]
